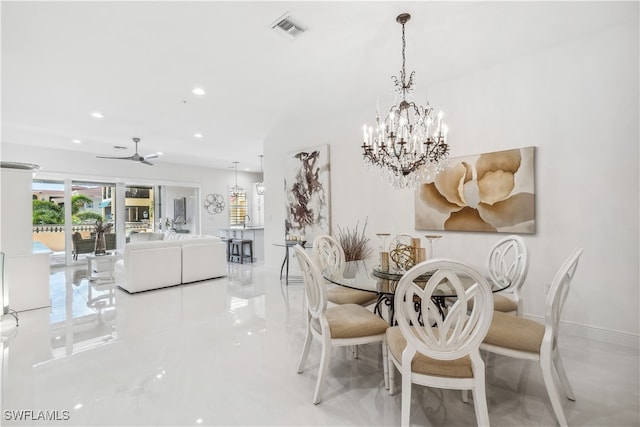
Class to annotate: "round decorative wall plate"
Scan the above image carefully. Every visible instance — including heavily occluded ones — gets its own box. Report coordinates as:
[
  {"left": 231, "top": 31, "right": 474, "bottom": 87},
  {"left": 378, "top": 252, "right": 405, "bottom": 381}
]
[{"left": 204, "top": 193, "right": 225, "bottom": 215}]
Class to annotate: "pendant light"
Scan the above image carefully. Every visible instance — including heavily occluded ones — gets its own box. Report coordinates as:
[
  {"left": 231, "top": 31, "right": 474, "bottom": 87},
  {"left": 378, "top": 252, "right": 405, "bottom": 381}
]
[
  {"left": 231, "top": 161, "right": 241, "bottom": 197},
  {"left": 256, "top": 155, "right": 265, "bottom": 195}
]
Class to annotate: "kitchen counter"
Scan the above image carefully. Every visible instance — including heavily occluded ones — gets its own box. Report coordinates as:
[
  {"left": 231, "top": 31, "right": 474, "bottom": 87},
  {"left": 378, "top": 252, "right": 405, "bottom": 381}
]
[{"left": 218, "top": 227, "right": 264, "bottom": 261}]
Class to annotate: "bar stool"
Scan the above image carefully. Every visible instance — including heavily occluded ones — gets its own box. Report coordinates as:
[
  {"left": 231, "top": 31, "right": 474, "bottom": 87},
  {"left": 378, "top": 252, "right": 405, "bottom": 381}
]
[{"left": 230, "top": 239, "right": 253, "bottom": 264}]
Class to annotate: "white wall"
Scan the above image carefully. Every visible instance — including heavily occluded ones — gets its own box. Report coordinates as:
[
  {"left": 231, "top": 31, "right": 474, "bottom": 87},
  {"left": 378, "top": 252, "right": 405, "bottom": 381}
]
[
  {"left": 0, "top": 143, "right": 261, "bottom": 238},
  {"left": 264, "top": 21, "right": 639, "bottom": 344}
]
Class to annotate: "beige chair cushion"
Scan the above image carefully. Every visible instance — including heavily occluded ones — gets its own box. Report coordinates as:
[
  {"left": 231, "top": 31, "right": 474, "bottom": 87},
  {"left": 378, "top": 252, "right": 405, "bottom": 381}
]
[
  {"left": 386, "top": 327, "right": 473, "bottom": 378},
  {"left": 327, "top": 285, "right": 377, "bottom": 306},
  {"left": 467, "top": 293, "right": 517, "bottom": 312},
  {"left": 483, "top": 311, "right": 545, "bottom": 354},
  {"left": 314, "top": 304, "right": 388, "bottom": 339},
  {"left": 492, "top": 294, "right": 518, "bottom": 312}
]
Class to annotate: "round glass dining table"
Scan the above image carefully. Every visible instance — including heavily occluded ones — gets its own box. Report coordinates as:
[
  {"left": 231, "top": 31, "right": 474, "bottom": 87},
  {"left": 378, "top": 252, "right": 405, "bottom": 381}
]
[{"left": 323, "top": 258, "right": 510, "bottom": 325}]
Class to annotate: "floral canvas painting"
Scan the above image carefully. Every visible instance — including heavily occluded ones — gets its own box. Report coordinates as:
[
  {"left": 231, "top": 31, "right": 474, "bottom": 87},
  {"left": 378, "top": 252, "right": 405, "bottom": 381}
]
[
  {"left": 284, "top": 144, "right": 331, "bottom": 242},
  {"left": 415, "top": 147, "right": 535, "bottom": 233}
]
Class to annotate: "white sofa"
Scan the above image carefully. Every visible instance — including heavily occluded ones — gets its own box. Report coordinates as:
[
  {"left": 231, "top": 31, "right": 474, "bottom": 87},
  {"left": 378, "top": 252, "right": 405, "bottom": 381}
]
[{"left": 115, "top": 233, "right": 227, "bottom": 293}]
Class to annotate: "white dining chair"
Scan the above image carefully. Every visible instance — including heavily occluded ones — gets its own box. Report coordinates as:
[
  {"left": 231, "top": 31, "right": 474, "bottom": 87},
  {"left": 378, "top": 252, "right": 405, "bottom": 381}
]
[
  {"left": 387, "top": 259, "right": 495, "bottom": 426},
  {"left": 294, "top": 245, "right": 390, "bottom": 404},
  {"left": 312, "top": 235, "right": 377, "bottom": 307},
  {"left": 480, "top": 248, "right": 584, "bottom": 427},
  {"left": 485, "top": 235, "right": 529, "bottom": 315}
]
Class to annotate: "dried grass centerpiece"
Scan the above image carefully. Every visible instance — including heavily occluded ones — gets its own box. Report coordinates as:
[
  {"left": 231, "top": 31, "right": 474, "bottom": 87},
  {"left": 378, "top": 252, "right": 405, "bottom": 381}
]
[
  {"left": 94, "top": 219, "right": 113, "bottom": 234},
  {"left": 93, "top": 220, "right": 113, "bottom": 255},
  {"left": 335, "top": 218, "right": 372, "bottom": 261}
]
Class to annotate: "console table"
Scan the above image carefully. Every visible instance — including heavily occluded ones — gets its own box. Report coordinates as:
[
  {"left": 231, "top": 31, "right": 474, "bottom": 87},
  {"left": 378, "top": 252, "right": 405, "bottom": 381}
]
[
  {"left": 273, "top": 241, "right": 310, "bottom": 286},
  {"left": 87, "top": 252, "right": 122, "bottom": 283}
]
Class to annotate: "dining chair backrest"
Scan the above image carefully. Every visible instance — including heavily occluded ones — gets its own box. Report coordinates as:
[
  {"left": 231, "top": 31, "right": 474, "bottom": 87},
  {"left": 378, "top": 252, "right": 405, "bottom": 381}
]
[
  {"left": 546, "top": 248, "right": 583, "bottom": 340},
  {"left": 312, "top": 234, "right": 379, "bottom": 308},
  {"left": 294, "top": 244, "right": 328, "bottom": 319},
  {"left": 394, "top": 259, "right": 494, "bottom": 361},
  {"left": 486, "top": 235, "right": 529, "bottom": 293},
  {"left": 312, "top": 235, "right": 345, "bottom": 276}
]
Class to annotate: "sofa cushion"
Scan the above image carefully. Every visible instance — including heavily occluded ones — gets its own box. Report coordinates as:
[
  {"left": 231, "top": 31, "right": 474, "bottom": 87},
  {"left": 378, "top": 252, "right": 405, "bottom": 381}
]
[
  {"left": 129, "top": 232, "right": 164, "bottom": 243},
  {"left": 181, "top": 239, "right": 227, "bottom": 283},
  {"left": 164, "top": 232, "right": 182, "bottom": 240},
  {"left": 125, "top": 239, "right": 180, "bottom": 251},
  {"left": 179, "top": 236, "right": 220, "bottom": 245},
  {"left": 118, "top": 245, "right": 182, "bottom": 293},
  {"left": 118, "top": 234, "right": 226, "bottom": 293}
]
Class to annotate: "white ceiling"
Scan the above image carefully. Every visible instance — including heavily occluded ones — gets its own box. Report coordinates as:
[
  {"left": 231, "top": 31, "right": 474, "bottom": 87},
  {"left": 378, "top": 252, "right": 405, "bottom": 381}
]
[{"left": 1, "top": 1, "right": 635, "bottom": 172}]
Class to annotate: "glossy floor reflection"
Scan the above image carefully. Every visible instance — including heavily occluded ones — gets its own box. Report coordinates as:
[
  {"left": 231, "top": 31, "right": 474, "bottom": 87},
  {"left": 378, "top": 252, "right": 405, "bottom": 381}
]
[{"left": 1, "top": 262, "right": 638, "bottom": 426}]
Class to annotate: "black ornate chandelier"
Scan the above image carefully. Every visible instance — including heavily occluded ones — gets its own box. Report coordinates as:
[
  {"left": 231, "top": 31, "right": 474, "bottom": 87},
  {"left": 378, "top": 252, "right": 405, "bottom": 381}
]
[{"left": 361, "top": 13, "right": 449, "bottom": 189}]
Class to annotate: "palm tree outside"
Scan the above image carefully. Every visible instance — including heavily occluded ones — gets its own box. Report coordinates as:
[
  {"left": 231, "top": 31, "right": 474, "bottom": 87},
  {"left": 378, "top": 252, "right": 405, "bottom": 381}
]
[
  {"left": 71, "top": 194, "right": 103, "bottom": 223},
  {"left": 32, "top": 194, "right": 105, "bottom": 225}
]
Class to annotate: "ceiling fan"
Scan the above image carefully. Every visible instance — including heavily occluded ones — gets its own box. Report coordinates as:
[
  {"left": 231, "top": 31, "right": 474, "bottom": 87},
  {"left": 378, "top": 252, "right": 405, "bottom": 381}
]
[{"left": 96, "top": 137, "right": 161, "bottom": 166}]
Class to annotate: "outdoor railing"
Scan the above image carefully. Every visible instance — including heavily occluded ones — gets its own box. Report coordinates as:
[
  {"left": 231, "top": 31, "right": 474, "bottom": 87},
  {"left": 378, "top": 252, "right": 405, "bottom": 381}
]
[
  {"left": 32, "top": 222, "right": 153, "bottom": 234},
  {"left": 33, "top": 224, "right": 95, "bottom": 234}
]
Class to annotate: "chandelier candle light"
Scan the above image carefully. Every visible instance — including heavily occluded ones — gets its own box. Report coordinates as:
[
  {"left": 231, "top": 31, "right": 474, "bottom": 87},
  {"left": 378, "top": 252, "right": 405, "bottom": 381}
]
[{"left": 361, "top": 13, "right": 450, "bottom": 189}]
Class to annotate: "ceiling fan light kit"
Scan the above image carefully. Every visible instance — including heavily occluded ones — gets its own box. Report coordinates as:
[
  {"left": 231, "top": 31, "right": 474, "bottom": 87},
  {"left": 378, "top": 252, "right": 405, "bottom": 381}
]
[{"left": 96, "top": 137, "right": 161, "bottom": 166}]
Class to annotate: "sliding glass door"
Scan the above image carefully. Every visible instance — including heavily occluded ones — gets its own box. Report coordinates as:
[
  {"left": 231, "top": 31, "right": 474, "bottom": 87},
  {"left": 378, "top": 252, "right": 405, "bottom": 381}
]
[
  {"left": 32, "top": 178, "right": 198, "bottom": 266},
  {"left": 125, "top": 185, "right": 156, "bottom": 237},
  {"left": 70, "top": 180, "right": 117, "bottom": 263}
]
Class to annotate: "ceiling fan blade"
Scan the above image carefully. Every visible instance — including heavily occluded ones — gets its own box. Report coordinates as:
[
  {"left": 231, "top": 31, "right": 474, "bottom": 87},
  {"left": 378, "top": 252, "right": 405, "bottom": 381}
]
[
  {"left": 96, "top": 155, "right": 136, "bottom": 160},
  {"left": 96, "top": 138, "right": 161, "bottom": 165}
]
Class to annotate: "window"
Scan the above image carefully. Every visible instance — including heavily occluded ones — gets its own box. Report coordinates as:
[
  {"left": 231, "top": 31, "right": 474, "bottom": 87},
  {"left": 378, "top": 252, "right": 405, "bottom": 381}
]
[{"left": 229, "top": 189, "right": 247, "bottom": 226}]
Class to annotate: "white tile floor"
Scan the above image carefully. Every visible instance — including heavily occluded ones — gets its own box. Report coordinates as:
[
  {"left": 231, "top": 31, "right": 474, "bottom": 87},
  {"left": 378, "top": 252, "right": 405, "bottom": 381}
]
[{"left": 1, "top": 262, "right": 638, "bottom": 426}]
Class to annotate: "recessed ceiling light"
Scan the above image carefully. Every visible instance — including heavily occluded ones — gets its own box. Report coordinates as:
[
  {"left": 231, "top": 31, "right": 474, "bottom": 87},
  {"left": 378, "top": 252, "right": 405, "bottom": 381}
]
[
  {"left": 192, "top": 87, "right": 205, "bottom": 96},
  {"left": 194, "top": 133, "right": 203, "bottom": 138},
  {"left": 91, "top": 112, "right": 104, "bottom": 119},
  {"left": 72, "top": 139, "right": 82, "bottom": 144}
]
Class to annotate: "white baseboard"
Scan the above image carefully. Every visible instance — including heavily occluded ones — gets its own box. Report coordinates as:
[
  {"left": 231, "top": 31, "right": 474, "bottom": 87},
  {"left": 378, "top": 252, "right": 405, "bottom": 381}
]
[{"left": 523, "top": 314, "right": 640, "bottom": 349}]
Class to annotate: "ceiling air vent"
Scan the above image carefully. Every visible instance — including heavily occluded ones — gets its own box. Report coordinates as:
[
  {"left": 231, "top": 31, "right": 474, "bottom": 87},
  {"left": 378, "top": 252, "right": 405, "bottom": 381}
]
[{"left": 271, "top": 13, "right": 308, "bottom": 40}]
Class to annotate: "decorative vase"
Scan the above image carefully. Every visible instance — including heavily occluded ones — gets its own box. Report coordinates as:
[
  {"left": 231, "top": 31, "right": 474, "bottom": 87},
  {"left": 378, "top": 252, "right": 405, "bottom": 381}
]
[
  {"left": 94, "top": 232, "right": 106, "bottom": 255},
  {"left": 343, "top": 262, "right": 357, "bottom": 279}
]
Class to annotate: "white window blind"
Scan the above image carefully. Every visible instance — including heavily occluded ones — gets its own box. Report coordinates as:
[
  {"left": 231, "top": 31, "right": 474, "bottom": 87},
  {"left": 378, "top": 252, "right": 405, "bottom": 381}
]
[{"left": 229, "top": 189, "right": 247, "bottom": 225}]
